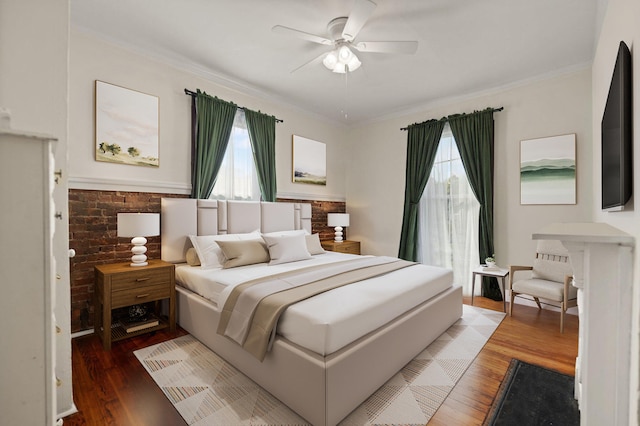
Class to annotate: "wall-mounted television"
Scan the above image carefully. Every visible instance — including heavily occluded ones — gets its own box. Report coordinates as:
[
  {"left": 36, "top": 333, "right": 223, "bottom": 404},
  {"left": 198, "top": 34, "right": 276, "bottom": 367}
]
[{"left": 601, "top": 41, "right": 632, "bottom": 211}]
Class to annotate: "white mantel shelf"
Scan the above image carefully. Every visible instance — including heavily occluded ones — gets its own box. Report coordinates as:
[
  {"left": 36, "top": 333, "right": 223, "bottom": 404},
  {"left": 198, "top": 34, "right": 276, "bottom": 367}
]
[
  {"left": 533, "top": 222, "right": 634, "bottom": 426},
  {"left": 533, "top": 222, "right": 635, "bottom": 246}
]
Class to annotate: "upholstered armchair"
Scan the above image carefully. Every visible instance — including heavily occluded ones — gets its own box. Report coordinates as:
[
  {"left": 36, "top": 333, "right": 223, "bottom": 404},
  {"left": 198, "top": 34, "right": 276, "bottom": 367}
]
[{"left": 509, "top": 240, "right": 576, "bottom": 333}]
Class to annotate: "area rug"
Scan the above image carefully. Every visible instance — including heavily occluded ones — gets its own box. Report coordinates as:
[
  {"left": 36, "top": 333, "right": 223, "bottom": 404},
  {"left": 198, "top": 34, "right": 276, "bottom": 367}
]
[
  {"left": 134, "top": 304, "right": 504, "bottom": 425},
  {"left": 484, "top": 359, "right": 580, "bottom": 426}
]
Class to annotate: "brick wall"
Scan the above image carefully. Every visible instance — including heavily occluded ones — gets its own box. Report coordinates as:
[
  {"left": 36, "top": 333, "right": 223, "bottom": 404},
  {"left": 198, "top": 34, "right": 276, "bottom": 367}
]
[{"left": 69, "top": 190, "right": 346, "bottom": 332}]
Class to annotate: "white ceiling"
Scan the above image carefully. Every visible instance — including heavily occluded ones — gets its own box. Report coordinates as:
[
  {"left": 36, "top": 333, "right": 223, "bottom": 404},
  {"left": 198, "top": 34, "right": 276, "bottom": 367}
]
[{"left": 71, "top": 0, "right": 606, "bottom": 124}]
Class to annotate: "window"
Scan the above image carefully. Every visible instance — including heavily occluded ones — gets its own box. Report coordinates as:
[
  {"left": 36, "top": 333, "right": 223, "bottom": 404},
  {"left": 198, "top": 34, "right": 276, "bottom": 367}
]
[
  {"left": 418, "top": 123, "right": 480, "bottom": 296},
  {"left": 210, "top": 110, "right": 261, "bottom": 201}
]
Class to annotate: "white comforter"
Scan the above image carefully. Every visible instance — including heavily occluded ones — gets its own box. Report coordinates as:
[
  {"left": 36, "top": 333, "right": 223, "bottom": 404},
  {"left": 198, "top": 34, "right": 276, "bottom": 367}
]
[{"left": 176, "top": 252, "right": 454, "bottom": 355}]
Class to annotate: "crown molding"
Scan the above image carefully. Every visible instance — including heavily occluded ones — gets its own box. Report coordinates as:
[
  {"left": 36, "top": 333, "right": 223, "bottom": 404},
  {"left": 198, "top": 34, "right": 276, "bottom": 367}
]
[
  {"left": 277, "top": 191, "right": 346, "bottom": 202},
  {"left": 69, "top": 176, "right": 191, "bottom": 195}
]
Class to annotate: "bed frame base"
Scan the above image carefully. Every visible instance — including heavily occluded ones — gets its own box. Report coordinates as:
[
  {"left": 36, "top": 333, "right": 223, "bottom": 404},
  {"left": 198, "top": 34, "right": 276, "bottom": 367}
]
[{"left": 176, "top": 284, "right": 462, "bottom": 426}]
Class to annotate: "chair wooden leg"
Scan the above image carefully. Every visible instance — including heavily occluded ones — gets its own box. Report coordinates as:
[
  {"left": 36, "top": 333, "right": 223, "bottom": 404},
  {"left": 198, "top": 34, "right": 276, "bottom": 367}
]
[
  {"left": 533, "top": 297, "right": 542, "bottom": 309},
  {"left": 509, "top": 291, "right": 515, "bottom": 316},
  {"left": 560, "top": 303, "right": 565, "bottom": 333}
]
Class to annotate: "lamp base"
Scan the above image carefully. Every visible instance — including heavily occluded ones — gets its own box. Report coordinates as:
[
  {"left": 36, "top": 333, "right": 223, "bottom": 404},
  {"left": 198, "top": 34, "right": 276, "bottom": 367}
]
[
  {"left": 130, "top": 237, "right": 149, "bottom": 267},
  {"left": 333, "top": 226, "right": 344, "bottom": 243}
]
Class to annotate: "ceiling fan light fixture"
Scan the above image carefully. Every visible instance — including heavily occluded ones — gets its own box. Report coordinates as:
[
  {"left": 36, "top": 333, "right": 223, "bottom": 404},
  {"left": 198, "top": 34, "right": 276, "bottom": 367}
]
[
  {"left": 323, "top": 51, "right": 338, "bottom": 69},
  {"left": 346, "top": 54, "right": 361, "bottom": 72},
  {"left": 323, "top": 45, "right": 361, "bottom": 73},
  {"left": 338, "top": 45, "right": 352, "bottom": 61}
]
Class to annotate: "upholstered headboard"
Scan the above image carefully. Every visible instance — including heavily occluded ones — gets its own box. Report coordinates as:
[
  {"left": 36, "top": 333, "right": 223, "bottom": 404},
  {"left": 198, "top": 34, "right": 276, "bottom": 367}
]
[{"left": 161, "top": 198, "right": 312, "bottom": 263}]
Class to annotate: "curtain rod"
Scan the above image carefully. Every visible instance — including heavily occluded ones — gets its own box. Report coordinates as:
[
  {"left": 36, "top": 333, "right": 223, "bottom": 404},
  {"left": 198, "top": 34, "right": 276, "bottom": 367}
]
[
  {"left": 400, "top": 107, "right": 503, "bottom": 131},
  {"left": 184, "top": 89, "right": 283, "bottom": 123}
]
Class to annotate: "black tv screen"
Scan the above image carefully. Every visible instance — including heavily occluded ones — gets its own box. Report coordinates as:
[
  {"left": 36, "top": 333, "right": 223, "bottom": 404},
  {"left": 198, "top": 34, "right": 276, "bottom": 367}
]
[{"left": 601, "top": 41, "right": 632, "bottom": 211}]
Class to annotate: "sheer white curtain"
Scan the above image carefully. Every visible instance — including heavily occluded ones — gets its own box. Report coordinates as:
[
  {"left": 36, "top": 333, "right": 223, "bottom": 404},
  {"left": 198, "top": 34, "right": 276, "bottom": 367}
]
[
  {"left": 418, "top": 123, "right": 480, "bottom": 296},
  {"left": 210, "top": 110, "right": 261, "bottom": 201}
]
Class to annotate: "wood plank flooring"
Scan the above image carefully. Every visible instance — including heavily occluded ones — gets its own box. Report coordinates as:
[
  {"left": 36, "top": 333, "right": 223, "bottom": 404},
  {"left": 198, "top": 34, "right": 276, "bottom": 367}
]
[{"left": 64, "top": 298, "right": 578, "bottom": 425}]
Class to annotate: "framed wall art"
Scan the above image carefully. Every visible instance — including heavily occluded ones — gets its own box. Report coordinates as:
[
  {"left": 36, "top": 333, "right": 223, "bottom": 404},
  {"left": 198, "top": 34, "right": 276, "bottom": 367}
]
[
  {"left": 95, "top": 80, "right": 159, "bottom": 167},
  {"left": 292, "top": 135, "right": 326, "bottom": 185},
  {"left": 520, "top": 133, "right": 576, "bottom": 205}
]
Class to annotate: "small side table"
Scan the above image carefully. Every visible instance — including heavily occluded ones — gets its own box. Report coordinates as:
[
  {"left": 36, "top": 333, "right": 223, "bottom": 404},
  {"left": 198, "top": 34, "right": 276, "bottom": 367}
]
[
  {"left": 471, "top": 266, "right": 509, "bottom": 312},
  {"left": 94, "top": 259, "right": 176, "bottom": 350}
]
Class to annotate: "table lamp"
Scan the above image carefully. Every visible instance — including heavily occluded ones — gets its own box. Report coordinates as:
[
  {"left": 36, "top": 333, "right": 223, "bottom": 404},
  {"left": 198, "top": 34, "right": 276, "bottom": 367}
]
[
  {"left": 327, "top": 213, "right": 350, "bottom": 243},
  {"left": 117, "top": 213, "right": 160, "bottom": 266}
]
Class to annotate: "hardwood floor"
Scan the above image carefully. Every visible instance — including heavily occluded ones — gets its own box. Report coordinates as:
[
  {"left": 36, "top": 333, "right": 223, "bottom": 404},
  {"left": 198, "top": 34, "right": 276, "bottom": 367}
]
[
  {"left": 64, "top": 298, "right": 578, "bottom": 425},
  {"left": 429, "top": 297, "right": 578, "bottom": 425}
]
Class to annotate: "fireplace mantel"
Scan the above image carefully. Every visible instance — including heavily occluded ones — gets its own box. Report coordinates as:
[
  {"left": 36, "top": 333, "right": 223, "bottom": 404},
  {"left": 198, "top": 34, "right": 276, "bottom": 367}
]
[{"left": 533, "top": 222, "right": 634, "bottom": 426}]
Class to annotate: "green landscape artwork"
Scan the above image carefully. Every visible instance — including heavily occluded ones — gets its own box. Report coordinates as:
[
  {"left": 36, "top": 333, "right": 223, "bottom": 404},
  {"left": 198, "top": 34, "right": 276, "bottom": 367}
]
[
  {"left": 292, "top": 135, "right": 326, "bottom": 185},
  {"left": 95, "top": 81, "right": 159, "bottom": 167},
  {"left": 520, "top": 134, "right": 576, "bottom": 205}
]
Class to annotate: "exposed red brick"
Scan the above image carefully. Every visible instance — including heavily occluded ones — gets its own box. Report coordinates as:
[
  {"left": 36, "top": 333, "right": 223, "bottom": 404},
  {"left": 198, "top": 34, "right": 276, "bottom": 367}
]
[{"left": 69, "top": 189, "right": 346, "bottom": 333}]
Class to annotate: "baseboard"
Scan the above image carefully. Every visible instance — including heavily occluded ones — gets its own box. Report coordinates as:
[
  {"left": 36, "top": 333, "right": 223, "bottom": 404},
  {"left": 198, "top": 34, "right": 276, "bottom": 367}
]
[{"left": 71, "top": 329, "right": 94, "bottom": 339}]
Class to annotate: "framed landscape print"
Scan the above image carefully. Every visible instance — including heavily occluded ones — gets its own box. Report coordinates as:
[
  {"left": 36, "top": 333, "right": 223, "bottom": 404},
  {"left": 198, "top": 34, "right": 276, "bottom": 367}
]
[
  {"left": 292, "top": 135, "right": 326, "bottom": 185},
  {"left": 520, "top": 134, "right": 576, "bottom": 205},
  {"left": 95, "top": 80, "right": 159, "bottom": 167}
]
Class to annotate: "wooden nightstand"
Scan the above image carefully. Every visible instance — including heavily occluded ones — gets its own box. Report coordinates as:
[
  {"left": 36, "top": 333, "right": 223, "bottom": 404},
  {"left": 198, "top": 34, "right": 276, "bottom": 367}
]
[
  {"left": 320, "top": 240, "right": 361, "bottom": 255},
  {"left": 94, "top": 259, "right": 176, "bottom": 350}
]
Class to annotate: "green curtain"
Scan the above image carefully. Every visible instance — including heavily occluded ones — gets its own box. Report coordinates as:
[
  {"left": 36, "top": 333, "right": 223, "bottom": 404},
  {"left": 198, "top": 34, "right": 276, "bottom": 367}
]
[
  {"left": 245, "top": 109, "right": 277, "bottom": 202},
  {"left": 190, "top": 90, "right": 237, "bottom": 199},
  {"left": 398, "top": 119, "right": 446, "bottom": 261},
  {"left": 448, "top": 108, "right": 501, "bottom": 300}
]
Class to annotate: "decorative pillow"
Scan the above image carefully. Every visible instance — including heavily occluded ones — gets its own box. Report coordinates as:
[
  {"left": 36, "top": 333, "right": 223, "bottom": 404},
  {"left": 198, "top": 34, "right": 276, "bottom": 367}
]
[
  {"left": 185, "top": 247, "right": 201, "bottom": 266},
  {"left": 262, "top": 233, "right": 312, "bottom": 265},
  {"left": 305, "top": 233, "right": 326, "bottom": 255},
  {"left": 189, "top": 231, "right": 261, "bottom": 269},
  {"left": 216, "top": 239, "right": 270, "bottom": 268},
  {"left": 531, "top": 258, "right": 573, "bottom": 283}
]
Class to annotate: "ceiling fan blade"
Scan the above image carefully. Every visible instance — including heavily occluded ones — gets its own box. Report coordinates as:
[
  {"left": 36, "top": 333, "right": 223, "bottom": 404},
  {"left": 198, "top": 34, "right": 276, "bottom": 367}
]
[
  {"left": 272, "top": 25, "right": 333, "bottom": 45},
  {"left": 290, "top": 51, "right": 328, "bottom": 73},
  {"left": 353, "top": 41, "right": 418, "bottom": 54},
  {"left": 342, "top": 0, "right": 377, "bottom": 41}
]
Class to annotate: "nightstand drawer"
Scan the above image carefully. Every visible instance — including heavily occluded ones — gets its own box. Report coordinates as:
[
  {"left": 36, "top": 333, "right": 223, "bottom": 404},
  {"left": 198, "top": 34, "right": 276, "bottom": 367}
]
[
  {"left": 110, "top": 267, "right": 172, "bottom": 292},
  {"left": 111, "top": 283, "right": 171, "bottom": 308},
  {"left": 321, "top": 240, "right": 361, "bottom": 255},
  {"left": 336, "top": 243, "right": 360, "bottom": 254}
]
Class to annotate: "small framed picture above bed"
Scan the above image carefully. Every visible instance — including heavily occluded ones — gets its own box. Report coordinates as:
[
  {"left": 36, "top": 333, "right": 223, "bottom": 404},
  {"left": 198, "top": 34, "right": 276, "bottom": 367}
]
[
  {"left": 95, "top": 80, "right": 160, "bottom": 168},
  {"left": 292, "top": 135, "right": 326, "bottom": 185}
]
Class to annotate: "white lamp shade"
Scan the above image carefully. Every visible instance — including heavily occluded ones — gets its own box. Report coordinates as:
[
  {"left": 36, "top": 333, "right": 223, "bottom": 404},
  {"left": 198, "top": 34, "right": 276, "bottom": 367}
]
[
  {"left": 118, "top": 213, "right": 159, "bottom": 267},
  {"left": 117, "top": 213, "right": 160, "bottom": 238},
  {"left": 327, "top": 213, "right": 350, "bottom": 227}
]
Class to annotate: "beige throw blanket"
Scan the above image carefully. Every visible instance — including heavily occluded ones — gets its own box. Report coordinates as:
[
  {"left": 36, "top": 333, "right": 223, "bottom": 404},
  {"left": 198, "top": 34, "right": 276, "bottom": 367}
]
[{"left": 217, "top": 256, "right": 416, "bottom": 361}]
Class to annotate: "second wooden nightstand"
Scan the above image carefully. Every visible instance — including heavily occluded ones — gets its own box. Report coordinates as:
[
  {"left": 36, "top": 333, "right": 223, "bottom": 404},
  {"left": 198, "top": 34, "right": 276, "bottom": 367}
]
[
  {"left": 94, "top": 259, "right": 176, "bottom": 350},
  {"left": 320, "top": 240, "right": 361, "bottom": 255}
]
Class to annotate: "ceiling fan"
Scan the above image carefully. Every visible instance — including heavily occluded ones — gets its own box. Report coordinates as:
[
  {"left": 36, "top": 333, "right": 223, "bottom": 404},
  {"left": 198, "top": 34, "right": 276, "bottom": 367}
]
[{"left": 272, "top": 0, "right": 418, "bottom": 73}]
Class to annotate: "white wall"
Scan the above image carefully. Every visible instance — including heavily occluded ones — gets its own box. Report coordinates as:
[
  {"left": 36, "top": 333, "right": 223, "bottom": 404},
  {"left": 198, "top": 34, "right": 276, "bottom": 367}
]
[
  {"left": 591, "top": 0, "right": 640, "bottom": 421},
  {"left": 69, "top": 30, "right": 348, "bottom": 201},
  {"left": 346, "top": 69, "right": 593, "bottom": 266}
]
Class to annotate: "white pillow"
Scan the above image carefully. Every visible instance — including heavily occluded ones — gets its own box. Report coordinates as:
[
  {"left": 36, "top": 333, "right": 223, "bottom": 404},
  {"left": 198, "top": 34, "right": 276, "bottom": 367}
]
[
  {"left": 305, "top": 233, "right": 326, "bottom": 255},
  {"left": 262, "top": 229, "right": 308, "bottom": 238},
  {"left": 531, "top": 258, "right": 573, "bottom": 283},
  {"left": 189, "top": 231, "right": 261, "bottom": 269},
  {"left": 262, "top": 233, "right": 312, "bottom": 265}
]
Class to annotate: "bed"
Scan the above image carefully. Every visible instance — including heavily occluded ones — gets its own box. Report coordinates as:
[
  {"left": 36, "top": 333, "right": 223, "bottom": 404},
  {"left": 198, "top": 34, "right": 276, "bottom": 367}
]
[{"left": 161, "top": 198, "right": 462, "bottom": 425}]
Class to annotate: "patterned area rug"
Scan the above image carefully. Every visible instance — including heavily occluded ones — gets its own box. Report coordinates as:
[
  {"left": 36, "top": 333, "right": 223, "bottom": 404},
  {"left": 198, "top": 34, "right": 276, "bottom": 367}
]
[{"left": 134, "top": 305, "right": 504, "bottom": 425}]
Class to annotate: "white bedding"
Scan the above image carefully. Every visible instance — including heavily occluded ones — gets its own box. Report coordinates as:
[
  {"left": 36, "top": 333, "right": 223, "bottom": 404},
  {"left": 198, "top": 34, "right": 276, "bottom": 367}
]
[{"left": 175, "top": 252, "right": 454, "bottom": 355}]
